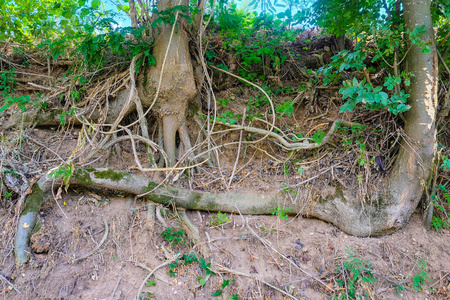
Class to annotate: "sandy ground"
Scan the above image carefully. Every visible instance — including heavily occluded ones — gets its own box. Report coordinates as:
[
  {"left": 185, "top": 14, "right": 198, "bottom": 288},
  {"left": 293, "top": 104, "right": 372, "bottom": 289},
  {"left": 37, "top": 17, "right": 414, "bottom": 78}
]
[{"left": 1, "top": 191, "right": 450, "bottom": 300}]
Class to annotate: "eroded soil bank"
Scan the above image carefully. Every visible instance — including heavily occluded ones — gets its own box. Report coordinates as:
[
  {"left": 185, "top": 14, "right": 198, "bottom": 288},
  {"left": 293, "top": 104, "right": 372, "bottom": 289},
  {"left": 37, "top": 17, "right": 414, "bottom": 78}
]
[{"left": 1, "top": 191, "right": 450, "bottom": 299}]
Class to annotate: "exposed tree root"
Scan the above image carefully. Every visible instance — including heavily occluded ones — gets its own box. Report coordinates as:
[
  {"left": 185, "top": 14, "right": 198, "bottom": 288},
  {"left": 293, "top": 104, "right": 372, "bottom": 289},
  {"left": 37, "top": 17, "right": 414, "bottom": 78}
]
[
  {"left": 177, "top": 209, "right": 209, "bottom": 258},
  {"left": 14, "top": 164, "right": 425, "bottom": 265}
]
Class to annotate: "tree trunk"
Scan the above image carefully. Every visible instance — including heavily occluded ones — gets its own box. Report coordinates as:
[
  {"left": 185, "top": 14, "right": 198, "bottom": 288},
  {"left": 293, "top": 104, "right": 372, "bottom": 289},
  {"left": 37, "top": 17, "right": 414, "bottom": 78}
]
[
  {"left": 306, "top": 0, "right": 438, "bottom": 236},
  {"left": 137, "top": 0, "right": 197, "bottom": 165}
]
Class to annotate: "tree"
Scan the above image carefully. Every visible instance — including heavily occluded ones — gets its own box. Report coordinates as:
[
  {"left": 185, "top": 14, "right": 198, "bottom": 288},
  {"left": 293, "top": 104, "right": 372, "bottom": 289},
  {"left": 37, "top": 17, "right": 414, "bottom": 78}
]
[{"left": 2, "top": 0, "right": 447, "bottom": 265}]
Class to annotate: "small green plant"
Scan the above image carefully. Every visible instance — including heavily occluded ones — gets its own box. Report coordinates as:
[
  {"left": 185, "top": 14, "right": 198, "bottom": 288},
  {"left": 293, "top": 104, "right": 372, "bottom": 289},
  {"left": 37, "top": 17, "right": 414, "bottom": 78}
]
[
  {"left": 0, "top": 68, "right": 17, "bottom": 97},
  {"left": 145, "top": 280, "right": 156, "bottom": 287},
  {"left": 217, "top": 97, "right": 232, "bottom": 108},
  {"left": 140, "top": 291, "right": 156, "bottom": 299},
  {"left": 335, "top": 247, "right": 376, "bottom": 299},
  {"left": 270, "top": 206, "right": 293, "bottom": 220},
  {"left": 50, "top": 163, "right": 74, "bottom": 190},
  {"left": 412, "top": 259, "right": 431, "bottom": 291},
  {"left": 275, "top": 100, "right": 295, "bottom": 117},
  {"left": 181, "top": 253, "right": 198, "bottom": 265},
  {"left": 259, "top": 225, "right": 274, "bottom": 234},
  {"left": 217, "top": 111, "right": 238, "bottom": 125},
  {"left": 395, "top": 284, "right": 406, "bottom": 297},
  {"left": 431, "top": 154, "right": 450, "bottom": 231},
  {"left": 281, "top": 182, "right": 297, "bottom": 195},
  {"left": 2, "top": 192, "right": 13, "bottom": 198},
  {"left": 212, "top": 278, "right": 234, "bottom": 297},
  {"left": 3, "top": 169, "right": 19, "bottom": 177},
  {"left": 197, "top": 257, "right": 215, "bottom": 286},
  {"left": 161, "top": 227, "right": 186, "bottom": 245},
  {"left": 208, "top": 212, "right": 231, "bottom": 227},
  {"left": 312, "top": 130, "right": 326, "bottom": 144}
]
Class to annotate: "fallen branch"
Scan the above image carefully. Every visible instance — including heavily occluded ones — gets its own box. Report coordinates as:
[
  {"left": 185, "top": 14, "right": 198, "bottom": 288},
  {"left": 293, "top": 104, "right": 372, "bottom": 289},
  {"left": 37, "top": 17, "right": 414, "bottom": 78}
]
[
  {"left": 108, "top": 276, "right": 121, "bottom": 300},
  {"left": 132, "top": 261, "right": 171, "bottom": 284}
]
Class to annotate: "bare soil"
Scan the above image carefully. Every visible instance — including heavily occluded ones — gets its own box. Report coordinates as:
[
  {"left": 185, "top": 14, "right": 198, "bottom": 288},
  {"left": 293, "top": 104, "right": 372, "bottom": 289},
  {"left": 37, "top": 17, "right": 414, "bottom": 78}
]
[{"left": 1, "top": 187, "right": 450, "bottom": 299}]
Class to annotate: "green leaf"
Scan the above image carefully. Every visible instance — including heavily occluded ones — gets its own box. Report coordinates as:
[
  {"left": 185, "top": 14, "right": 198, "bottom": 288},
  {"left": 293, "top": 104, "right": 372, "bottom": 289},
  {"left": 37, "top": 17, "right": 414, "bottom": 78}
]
[
  {"left": 312, "top": 131, "right": 326, "bottom": 144},
  {"left": 197, "top": 276, "right": 206, "bottom": 287},
  {"left": 91, "top": 0, "right": 101, "bottom": 8}
]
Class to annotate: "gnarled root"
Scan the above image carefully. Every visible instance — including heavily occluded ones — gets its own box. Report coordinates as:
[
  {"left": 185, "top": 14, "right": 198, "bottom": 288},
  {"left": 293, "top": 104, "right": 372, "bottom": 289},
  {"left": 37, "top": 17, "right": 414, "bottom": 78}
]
[{"left": 15, "top": 165, "right": 422, "bottom": 265}]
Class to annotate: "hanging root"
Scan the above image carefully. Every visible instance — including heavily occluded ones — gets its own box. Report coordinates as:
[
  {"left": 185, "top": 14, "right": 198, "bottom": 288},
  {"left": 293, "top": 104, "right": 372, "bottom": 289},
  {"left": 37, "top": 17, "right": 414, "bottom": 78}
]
[{"left": 177, "top": 208, "right": 209, "bottom": 258}]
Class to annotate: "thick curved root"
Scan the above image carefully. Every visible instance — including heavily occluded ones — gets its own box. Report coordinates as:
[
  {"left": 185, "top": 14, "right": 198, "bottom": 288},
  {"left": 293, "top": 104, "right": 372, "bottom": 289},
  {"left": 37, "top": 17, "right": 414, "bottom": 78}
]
[{"left": 14, "top": 166, "right": 418, "bottom": 265}]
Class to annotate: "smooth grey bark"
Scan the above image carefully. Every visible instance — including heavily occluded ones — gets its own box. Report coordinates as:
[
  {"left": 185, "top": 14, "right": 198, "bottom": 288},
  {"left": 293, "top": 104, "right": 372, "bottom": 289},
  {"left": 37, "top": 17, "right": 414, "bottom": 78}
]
[{"left": 308, "top": 0, "right": 438, "bottom": 236}]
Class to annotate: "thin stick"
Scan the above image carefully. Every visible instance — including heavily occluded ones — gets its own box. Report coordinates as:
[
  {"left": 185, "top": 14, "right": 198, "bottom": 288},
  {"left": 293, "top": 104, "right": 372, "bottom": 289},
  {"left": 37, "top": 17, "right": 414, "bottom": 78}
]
[
  {"left": 26, "top": 134, "right": 65, "bottom": 162},
  {"left": 109, "top": 276, "right": 121, "bottom": 300},
  {"left": 74, "top": 219, "right": 109, "bottom": 262},
  {"left": 210, "top": 65, "right": 276, "bottom": 144},
  {"left": 216, "top": 265, "right": 299, "bottom": 300},
  {"left": 135, "top": 253, "right": 181, "bottom": 300},
  {"left": 132, "top": 261, "right": 171, "bottom": 284},
  {"left": 244, "top": 222, "right": 332, "bottom": 291},
  {"left": 0, "top": 274, "right": 21, "bottom": 294},
  {"left": 278, "top": 165, "right": 338, "bottom": 191},
  {"left": 228, "top": 111, "right": 246, "bottom": 187}
]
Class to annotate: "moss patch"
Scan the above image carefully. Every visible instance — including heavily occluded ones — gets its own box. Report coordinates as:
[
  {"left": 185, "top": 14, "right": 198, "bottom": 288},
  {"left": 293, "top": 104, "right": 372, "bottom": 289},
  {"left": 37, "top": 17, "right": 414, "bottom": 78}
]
[
  {"left": 94, "top": 169, "right": 130, "bottom": 182},
  {"left": 21, "top": 184, "right": 44, "bottom": 216},
  {"left": 74, "top": 168, "right": 93, "bottom": 186},
  {"left": 142, "top": 181, "right": 178, "bottom": 204},
  {"left": 205, "top": 199, "right": 219, "bottom": 210}
]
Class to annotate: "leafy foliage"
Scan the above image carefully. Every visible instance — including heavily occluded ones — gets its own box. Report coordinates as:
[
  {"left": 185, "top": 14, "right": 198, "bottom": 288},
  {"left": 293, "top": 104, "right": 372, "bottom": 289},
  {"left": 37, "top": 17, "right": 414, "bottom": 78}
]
[
  {"left": 335, "top": 247, "right": 376, "bottom": 299},
  {"left": 50, "top": 163, "right": 74, "bottom": 190},
  {"left": 161, "top": 227, "right": 186, "bottom": 245},
  {"left": 208, "top": 211, "right": 231, "bottom": 227},
  {"left": 38, "top": 7, "right": 155, "bottom": 71},
  {"left": 412, "top": 259, "right": 431, "bottom": 291},
  {"left": 432, "top": 154, "right": 450, "bottom": 231},
  {"left": 270, "top": 206, "right": 292, "bottom": 219},
  {"left": 0, "top": 0, "right": 83, "bottom": 43}
]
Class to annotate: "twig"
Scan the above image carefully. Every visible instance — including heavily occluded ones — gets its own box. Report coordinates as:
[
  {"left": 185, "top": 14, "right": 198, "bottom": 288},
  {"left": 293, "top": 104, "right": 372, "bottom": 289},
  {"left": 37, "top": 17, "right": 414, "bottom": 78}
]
[
  {"left": 26, "top": 82, "right": 56, "bottom": 91},
  {"left": 278, "top": 165, "right": 338, "bottom": 192},
  {"left": 217, "top": 119, "right": 357, "bottom": 151},
  {"left": 25, "top": 134, "right": 65, "bottom": 162},
  {"left": 244, "top": 222, "right": 332, "bottom": 291},
  {"left": 0, "top": 274, "right": 21, "bottom": 294},
  {"left": 135, "top": 253, "right": 181, "bottom": 300},
  {"left": 132, "top": 261, "right": 171, "bottom": 284},
  {"left": 216, "top": 265, "right": 300, "bottom": 300},
  {"left": 74, "top": 219, "right": 109, "bottom": 262},
  {"left": 372, "top": 272, "right": 403, "bottom": 286},
  {"left": 228, "top": 110, "right": 246, "bottom": 187},
  {"left": 210, "top": 65, "right": 276, "bottom": 144},
  {"left": 109, "top": 276, "right": 121, "bottom": 300}
]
